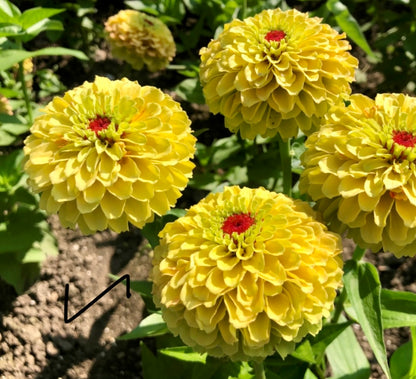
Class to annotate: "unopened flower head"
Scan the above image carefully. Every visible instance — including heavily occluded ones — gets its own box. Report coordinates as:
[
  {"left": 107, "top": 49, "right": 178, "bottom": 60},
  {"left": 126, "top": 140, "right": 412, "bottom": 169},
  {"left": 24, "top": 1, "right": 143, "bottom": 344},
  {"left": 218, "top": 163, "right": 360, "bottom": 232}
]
[
  {"left": 0, "top": 95, "right": 12, "bottom": 115},
  {"left": 24, "top": 76, "right": 196, "bottom": 234},
  {"left": 300, "top": 93, "right": 416, "bottom": 257},
  {"left": 105, "top": 10, "right": 176, "bottom": 72},
  {"left": 153, "top": 186, "right": 343, "bottom": 361},
  {"left": 199, "top": 8, "right": 358, "bottom": 140}
]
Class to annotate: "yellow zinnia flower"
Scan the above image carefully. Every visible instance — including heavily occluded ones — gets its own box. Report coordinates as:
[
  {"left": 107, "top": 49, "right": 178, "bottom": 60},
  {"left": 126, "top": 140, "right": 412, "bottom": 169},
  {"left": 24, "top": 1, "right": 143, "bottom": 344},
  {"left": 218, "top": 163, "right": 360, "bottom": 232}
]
[
  {"left": 23, "top": 76, "right": 196, "bottom": 234},
  {"left": 104, "top": 10, "right": 176, "bottom": 72},
  {"left": 152, "top": 186, "right": 343, "bottom": 361},
  {"left": 300, "top": 93, "right": 416, "bottom": 257},
  {"left": 199, "top": 8, "right": 358, "bottom": 140}
]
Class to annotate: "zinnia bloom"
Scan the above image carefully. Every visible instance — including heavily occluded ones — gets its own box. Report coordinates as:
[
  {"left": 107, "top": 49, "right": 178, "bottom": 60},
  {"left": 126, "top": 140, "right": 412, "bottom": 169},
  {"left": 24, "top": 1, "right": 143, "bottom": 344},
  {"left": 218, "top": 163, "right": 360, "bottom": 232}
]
[
  {"left": 23, "top": 76, "right": 196, "bottom": 234},
  {"left": 152, "top": 186, "right": 343, "bottom": 360},
  {"left": 104, "top": 10, "right": 176, "bottom": 72},
  {"left": 199, "top": 8, "right": 358, "bottom": 140},
  {"left": 300, "top": 93, "right": 416, "bottom": 257}
]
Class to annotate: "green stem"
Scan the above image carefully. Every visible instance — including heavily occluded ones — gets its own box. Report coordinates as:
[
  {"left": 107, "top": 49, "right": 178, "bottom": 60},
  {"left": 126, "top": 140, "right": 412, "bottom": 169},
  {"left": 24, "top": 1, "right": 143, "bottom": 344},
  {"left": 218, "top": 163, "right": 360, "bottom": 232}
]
[
  {"left": 331, "top": 287, "right": 347, "bottom": 324},
  {"left": 17, "top": 59, "right": 33, "bottom": 125},
  {"left": 241, "top": 0, "right": 247, "bottom": 19},
  {"left": 277, "top": 136, "right": 292, "bottom": 197},
  {"left": 166, "top": 64, "right": 187, "bottom": 70},
  {"left": 252, "top": 360, "right": 266, "bottom": 379},
  {"left": 352, "top": 245, "right": 365, "bottom": 261},
  {"left": 312, "top": 362, "right": 326, "bottom": 379}
]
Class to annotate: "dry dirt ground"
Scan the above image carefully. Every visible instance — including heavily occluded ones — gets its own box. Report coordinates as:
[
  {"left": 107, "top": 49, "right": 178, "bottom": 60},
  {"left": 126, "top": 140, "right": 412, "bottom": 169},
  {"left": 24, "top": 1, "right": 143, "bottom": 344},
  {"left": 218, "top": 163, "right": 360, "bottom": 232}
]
[
  {"left": 0, "top": 215, "right": 414, "bottom": 378},
  {"left": 0, "top": 215, "right": 152, "bottom": 378}
]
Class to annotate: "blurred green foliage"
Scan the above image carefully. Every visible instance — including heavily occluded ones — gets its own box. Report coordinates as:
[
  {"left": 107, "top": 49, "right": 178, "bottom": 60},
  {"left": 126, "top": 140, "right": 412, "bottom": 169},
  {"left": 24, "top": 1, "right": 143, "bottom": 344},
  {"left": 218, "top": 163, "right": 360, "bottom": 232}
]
[
  {"left": 0, "top": 150, "right": 58, "bottom": 293},
  {"left": 0, "top": 0, "right": 87, "bottom": 292}
]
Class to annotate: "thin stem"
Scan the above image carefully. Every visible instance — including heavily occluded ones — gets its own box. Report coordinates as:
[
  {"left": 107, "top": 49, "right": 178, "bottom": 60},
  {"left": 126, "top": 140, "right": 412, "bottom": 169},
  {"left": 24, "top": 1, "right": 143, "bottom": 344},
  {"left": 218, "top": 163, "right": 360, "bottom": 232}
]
[
  {"left": 17, "top": 60, "right": 33, "bottom": 125},
  {"left": 252, "top": 360, "right": 266, "bottom": 379},
  {"left": 277, "top": 136, "right": 292, "bottom": 197},
  {"left": 352, "top": 245, "right": 366, "bottom": 261},
  {"left": 331, "top": 287, "right": 347, "bottom": 324},
  {"left": 311, "top": 362, "right": 326, "bottom": 379},
  {"left": 166, "top": 64, "right": 187, "bottom": 70},
  {"left": 241, "top": 0, "right": 247, "bottom": 19}
]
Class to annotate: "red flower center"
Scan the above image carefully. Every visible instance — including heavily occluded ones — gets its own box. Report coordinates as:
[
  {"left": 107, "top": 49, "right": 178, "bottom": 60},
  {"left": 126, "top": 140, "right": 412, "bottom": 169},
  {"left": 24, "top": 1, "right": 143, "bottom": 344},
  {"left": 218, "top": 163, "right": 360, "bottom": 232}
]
[
  {"left": 392, "top": 130, "right": 416, "bottom": 148},
  {"left": 222, "top": 213, "right": 255, "bottom": 235},
  {"left": 88, "top": 115, "right": 111, "bottom": 134},
  {"left": 265, "top": 30, "right": 286, "bottom": 42}
]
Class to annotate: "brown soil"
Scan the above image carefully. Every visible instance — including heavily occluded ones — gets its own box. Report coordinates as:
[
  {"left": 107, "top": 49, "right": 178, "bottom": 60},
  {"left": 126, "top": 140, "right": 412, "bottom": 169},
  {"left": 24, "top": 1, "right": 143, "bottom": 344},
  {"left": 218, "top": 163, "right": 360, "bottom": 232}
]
[{"left": 0, "top": 215, "right": 152, "bottom": 378}]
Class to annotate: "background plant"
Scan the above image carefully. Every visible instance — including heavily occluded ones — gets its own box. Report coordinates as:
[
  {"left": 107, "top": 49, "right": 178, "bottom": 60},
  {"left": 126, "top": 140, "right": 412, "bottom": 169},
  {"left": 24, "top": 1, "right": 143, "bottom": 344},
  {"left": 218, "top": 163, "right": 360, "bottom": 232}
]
[{"left": 0, "top": 0, "right": 87, "bottom": 293}]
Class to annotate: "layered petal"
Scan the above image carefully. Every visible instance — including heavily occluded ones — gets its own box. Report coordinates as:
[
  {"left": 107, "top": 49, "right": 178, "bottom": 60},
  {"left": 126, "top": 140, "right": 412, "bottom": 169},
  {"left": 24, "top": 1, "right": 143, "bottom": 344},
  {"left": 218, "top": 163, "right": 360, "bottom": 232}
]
[
  {"left": 24, "top": 76, "right": 196, "bottom": 234},
  {"left": 300, "top": 93, "right": 416, "bottom": 257},
  {"left": 105, "top": 10, "right": 176, "bottom": 72},
  {"left": 199, "top": 8, "right": 358, "bottom": 140},
  {"left": 152, "top": 186, "right": 343, "bottom": 361}
]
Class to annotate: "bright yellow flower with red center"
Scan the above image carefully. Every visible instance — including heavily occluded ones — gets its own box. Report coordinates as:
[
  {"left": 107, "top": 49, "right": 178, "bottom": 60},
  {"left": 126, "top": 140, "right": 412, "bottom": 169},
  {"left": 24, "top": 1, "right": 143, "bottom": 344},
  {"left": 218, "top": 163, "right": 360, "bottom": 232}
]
[
  {"left": 105, "top": 10, "right": 176, "bottom": 72},
  {"left": 300, "top": 93, "right": 416, "bottom": 257},
  {"left": 152, "top": 186, "right": 343, "bottom": 360},
  {"left": 23, "top": 76, "right": 196, "bottom": 234},
  {"left": 199, "top": 8, "right": 358, "bottom": 140}
]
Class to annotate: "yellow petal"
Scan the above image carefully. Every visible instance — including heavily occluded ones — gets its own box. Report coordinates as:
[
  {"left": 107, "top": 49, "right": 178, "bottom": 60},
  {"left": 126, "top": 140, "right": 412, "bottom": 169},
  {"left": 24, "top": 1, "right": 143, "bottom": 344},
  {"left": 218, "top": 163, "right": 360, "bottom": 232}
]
[
  {"left": 247, "top": 312, "right": 270, "bottom": 345},
  {"left": 395, "top": 200, "right": 416, "bottom": 228},
  {"left": 100, "top": 192, "right": 125, "bottom": 219},
  {"left": 83, "top": 180, "right": 106, "bottom": 203}
]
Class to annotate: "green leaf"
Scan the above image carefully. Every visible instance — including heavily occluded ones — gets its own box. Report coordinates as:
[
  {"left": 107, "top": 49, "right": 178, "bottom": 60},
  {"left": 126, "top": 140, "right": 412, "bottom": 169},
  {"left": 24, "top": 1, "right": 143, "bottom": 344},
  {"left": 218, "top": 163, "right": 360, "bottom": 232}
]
[
  {"left": 140, "top": 340, "right": 165, "bottom": 379},
  {"left": 291, "top": 340, "right": 316, "bottom": 364},
  {"left": 326, "top": 316, "right": 370, "bottom": 379},
  {"left": 343, "top": 260, "right": 391, "bottom": 378},
  {"left": 174, "top": 77, "right": 205, "bottom": 104},
  {"left": 390, "top": 340, "right": 412, "bottom": 379},
  {"left": 389, "top": 326, "right": 416, "bottom": 379},
  {"left": 159, "top": 346, "right": 207, "bottom": 363},
  {"left": 189, "top": 171, "right": 222, "bottom": 191},
  {"left": 0, "top": 47, "right": 88, "bottom": 71},
  {"left": 109, "top": 274, "right": 157, "bottom": 313},
  {"left": 304, "top": 369, "right": 319, "bottom": 379},
  {"left": 0, "top": 149, "right": 24, "bottom": 190},
  {"left": 380, "top": 289, "right": 416, "bottom": 328},
  {"left": 118, "top": 313, "right": 169, "bottom": 340},
  {"left": 10, "top": 186, "right": 38, "bottom": 206},
  {"left": 326, "top": 0, "right": 376, "bottom": 58},
  {"left": 308, "top": 321, "right": 352, "bottom": 362},
  {"left": 0, "top": 129, "right": 16, "bottom": 146},
  {"left": 20, "top": 7, "right": 64, "bottom": 30},
  {"left": 211, "top": 135, "right": 241, "bottom": 166},
  {"left": 29, "top": 226, "right": 58, "bottom": 259},
  {"left": 0, "top": 23, "right": 22, "bottom": 38},
  {"left": 131, "top": 282, "right": 158, "bottom": 312},
  {"left": 264, "top": 354, "right": 308, "bottom": 379},
  {"left": 410, "top": 326, "right": 416, "bottom": 378},
  {"left": 21, "top": 247, "right": 48, "bottom": 264},
  {"left": 225, "top": 165, "right": 248, "bottom": 185},
  {"left": 0, "top": 253, "right": 40, "bottom": 294},
  {"left": 1, "top": 122, "right": 30, "bottom": 136},
  {"left": 22, "top": 19, "right": 63, "bottom": 42},
  {"left": 140, "top": 338, "right": 221, "bottom": 379},
  {"left": 0, "top": 0, "right": 21, "bottom": 20},
  {"left": 0, "top": 206, "right": 45, "bottom": 254},
  {"left": 130, "top": 279, "right": 153, "bottom": 297}
]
